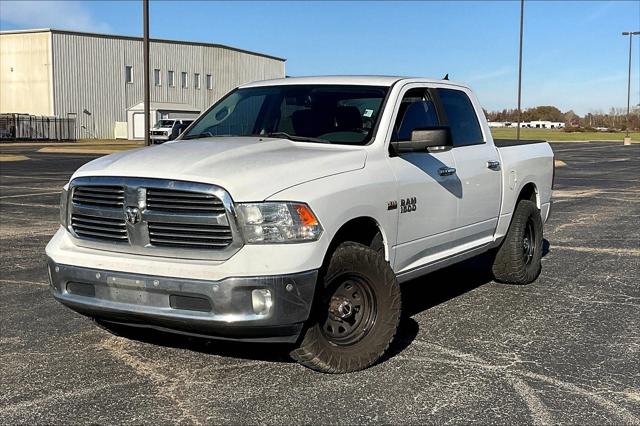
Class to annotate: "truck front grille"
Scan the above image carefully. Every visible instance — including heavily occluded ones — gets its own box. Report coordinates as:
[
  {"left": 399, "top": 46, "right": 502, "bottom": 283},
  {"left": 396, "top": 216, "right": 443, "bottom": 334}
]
[
  {"left": 67, "top": 178, "right": 240, "bottom": 261},
  {"left": 71, "top": 213, "right": 128, "bottom": 242},
  {"left": 146, "top": 188, "right": 226, "bottom": 213},
  {"left": 72, "top": 186, "right": 124, "bottom": 208},
  {"left": 148, "top": 222, "right": 233, "bottom": 249}
]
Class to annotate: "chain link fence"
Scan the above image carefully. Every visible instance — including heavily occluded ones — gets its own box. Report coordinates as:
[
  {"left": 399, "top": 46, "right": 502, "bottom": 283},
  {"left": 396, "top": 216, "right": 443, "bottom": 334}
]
[{"left": 0, "top": 114, "right": 77, "bottom": 142}]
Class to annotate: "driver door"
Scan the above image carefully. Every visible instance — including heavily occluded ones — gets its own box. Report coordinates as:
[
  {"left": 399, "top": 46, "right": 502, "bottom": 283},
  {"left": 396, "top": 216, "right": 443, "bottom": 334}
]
[{"left": 388, "top": 86, "right": 459, "bottom": 273}]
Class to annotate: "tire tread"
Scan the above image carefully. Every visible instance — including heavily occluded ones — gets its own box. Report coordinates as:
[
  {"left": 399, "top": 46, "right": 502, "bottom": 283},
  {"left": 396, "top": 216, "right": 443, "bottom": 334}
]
[
  {"left": 291, "top": 242, "right": 401, "bottom": 373},
  {"left": 492, "top": 200, "right": 543, "bottom": 285}
]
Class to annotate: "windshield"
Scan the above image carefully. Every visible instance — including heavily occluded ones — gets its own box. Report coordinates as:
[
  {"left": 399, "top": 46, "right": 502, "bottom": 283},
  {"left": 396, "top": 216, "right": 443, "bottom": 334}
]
[
  {"left": 155, "top": 120, "right": 175, "bottom": 128},
  {"left": 183, "top": 85, "right": 389, "bottom": 145}
]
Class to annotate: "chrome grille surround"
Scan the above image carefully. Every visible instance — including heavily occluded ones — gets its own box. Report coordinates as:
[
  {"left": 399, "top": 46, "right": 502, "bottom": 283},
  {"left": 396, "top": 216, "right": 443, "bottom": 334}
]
[{"left": 66, "top": 177, "right": 243, "bottom": 261}]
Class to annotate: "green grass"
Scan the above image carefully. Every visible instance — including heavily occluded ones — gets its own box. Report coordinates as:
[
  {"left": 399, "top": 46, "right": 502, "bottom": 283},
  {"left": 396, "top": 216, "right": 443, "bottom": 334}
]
[{"left": 490, "top": 128, "right": 640, "bottom": 142}]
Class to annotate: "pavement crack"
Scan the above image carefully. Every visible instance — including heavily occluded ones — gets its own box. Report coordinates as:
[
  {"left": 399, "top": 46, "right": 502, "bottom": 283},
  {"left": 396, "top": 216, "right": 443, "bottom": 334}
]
[
  {"left": 550, "top": 245, "right": 640, "bottom": 256},
  {"left": 0, "top": 279, "right": 49, "bottom": 287},
  {"left": 98, "top": 335, "right": 203, "bottom": 425},
  {"left": 508, "top": 375, "right": 554, "bottom": 425},
  {"left": 401, "top": 341, "right": 640, "bottom": 425},
  {"left": 0, "top": 380, "right": 139, "bottom": 418}
]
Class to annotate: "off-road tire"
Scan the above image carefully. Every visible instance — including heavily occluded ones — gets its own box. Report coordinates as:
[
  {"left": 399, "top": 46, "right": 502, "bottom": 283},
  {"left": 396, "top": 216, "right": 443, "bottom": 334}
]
[
  {"left": 492, "top": 200, "right": 543, "bottom": 284},
  {"left": 291, "top": 242, "right": 401, "bottom": 373}
]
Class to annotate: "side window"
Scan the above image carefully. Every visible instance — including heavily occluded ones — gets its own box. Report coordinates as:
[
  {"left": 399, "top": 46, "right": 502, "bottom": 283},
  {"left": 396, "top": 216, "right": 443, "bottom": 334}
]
[
  {"left": 392, "top": 88, "right": 439, "bottom": 141},
  {"left": 437, "top": 88, "right": 484, "bottom": 146}
]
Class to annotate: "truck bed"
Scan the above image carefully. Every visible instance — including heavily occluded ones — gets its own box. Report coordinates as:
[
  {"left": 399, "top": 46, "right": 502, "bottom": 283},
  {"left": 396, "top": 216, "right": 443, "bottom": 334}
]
[{"left": 494, "top": 139, "right": 546, "bottom": 148}]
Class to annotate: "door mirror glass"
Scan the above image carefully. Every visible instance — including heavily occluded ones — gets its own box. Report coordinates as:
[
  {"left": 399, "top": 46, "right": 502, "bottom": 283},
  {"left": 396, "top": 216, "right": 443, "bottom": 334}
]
[{"left": 392, "top": 127, "right": 452, "bottom": 153}]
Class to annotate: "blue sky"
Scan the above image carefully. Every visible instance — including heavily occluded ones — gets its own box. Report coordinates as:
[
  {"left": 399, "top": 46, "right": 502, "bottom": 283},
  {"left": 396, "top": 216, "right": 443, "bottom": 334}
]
[{"left": 1, "top": 0, "right": 638, "bottom": 115}]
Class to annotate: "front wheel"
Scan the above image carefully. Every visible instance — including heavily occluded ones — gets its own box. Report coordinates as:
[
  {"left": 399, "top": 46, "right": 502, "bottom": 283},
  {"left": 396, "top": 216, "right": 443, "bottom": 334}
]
[
  {"left": 291, "top": 242, "right": 401, "bottom": 373},
  {"left": 491, "top": 199, "right": 543, "bottom": 284}
]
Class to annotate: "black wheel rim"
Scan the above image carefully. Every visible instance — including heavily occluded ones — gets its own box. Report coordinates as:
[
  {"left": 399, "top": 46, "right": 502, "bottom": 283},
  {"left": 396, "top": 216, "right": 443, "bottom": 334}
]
[
  {"left": 523, "top": 219, "right": 536, "bottom": 266},
  {"left": 320, "top": 274, "right": 377, "bottom": 346}
]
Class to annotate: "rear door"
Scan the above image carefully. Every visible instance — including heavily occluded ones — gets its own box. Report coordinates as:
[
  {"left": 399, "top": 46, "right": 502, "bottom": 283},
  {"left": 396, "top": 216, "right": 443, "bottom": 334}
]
[
  {"left": 388, "top": 85, "right": 459, "bottom": 273},
  {"left": 133, "top": 113, "right": 145, "bottom": 139},
  {"left": 437, "top": 88, "right": 501, "bottom": 248}
]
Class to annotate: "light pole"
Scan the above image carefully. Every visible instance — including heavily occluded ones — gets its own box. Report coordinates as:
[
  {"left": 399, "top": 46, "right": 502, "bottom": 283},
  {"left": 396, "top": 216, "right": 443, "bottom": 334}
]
[
  {"left": 516, "top": 0, "right": 524, "bottom": 142},
  {"left": 143, "top": 0, "right": 150, "bottom": 146},
  {"left": 622, "top": 31, "right": 639, "bottom": 144}
]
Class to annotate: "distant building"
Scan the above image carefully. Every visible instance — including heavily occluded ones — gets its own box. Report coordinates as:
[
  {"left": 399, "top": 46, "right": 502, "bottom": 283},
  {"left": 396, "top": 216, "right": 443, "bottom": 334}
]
[
  {"left": 0, "top": 28, "right": 286, "bottom": 139},
  {"left": 488, "top": 121, "right": 512, "bottom": 128},
  {"left": 488, "top": 121, "right": 565, "bottom": 129},
  {"left": 526, "top": 121, "right": 565, "bottom": 129}
]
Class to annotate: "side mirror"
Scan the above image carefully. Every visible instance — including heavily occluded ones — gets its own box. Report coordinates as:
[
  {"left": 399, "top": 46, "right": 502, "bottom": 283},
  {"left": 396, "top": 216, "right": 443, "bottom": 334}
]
[{"left": 391, "top": 127, "right": 452, "bottom": 154}]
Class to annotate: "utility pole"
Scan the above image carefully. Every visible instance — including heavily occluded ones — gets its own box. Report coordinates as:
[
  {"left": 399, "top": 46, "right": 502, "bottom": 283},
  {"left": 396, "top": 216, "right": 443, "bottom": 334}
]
[
  {"left": 622, "top": 31, "right": 639, "bottom": 145},
  {"left": 516, "top": 0, "right": 525, "bottom": 142},
  {"left": 143, "top": 0, "right": 150, "bottom": 146}
]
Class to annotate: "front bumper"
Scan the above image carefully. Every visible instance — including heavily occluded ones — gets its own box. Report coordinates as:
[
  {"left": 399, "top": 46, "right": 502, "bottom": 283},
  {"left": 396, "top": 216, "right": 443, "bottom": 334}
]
[{"left": 48, "top": 258, "right": 317, "bottom": 343}]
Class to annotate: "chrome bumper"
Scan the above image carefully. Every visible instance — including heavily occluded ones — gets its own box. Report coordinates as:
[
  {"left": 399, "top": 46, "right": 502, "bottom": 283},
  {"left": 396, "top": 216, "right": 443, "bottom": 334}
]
[{"left": 48, "top": 258, "right": 317, "bottom": 343}]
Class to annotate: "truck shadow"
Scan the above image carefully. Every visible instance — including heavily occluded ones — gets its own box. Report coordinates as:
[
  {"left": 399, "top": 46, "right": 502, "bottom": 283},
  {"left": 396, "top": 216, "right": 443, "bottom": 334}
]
[
  {"left": 385, "top": 238, "right": 551, "bottom": 360},
  {"left": 101, "top": 321, "right": 296, "bottom": 363},
  {"left": 104, "top": 239, "right": 550, "bottom": 366},
  {"left": 382, "top": 253, "right": 495, "bottom": 361}
]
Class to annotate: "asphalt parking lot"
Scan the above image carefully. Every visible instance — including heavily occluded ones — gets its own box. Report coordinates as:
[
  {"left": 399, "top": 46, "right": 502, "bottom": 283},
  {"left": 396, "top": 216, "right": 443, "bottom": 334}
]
[{"left": 1, "top": 142, "right": 638, "bottom": 424}]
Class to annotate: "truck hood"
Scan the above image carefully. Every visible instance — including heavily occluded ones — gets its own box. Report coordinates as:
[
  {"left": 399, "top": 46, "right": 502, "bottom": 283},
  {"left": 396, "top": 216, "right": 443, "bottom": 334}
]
[{"left": 71, "top": 137, "right": 367, "bottom": 201}]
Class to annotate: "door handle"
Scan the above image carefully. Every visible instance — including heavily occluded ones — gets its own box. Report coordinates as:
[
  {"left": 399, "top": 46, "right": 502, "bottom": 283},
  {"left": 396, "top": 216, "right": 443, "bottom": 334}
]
[
  {"left": 487, "top": 160, "right": 501, "bottom": 170},
  {"left": 438, "top": 167, "right": 457, "bottom": 176}
]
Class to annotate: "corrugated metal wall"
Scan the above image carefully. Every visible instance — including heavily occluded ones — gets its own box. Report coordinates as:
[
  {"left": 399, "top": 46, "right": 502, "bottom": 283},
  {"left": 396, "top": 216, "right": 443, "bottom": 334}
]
[{"left": 51, "top": 32, "right": 285, "bottom": 139}]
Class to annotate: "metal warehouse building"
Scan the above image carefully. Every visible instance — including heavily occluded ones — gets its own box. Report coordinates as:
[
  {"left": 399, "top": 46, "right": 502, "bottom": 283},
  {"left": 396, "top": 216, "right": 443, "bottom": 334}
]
[{"left": 0, "top": 28, "right": 286, "bottom": 139}]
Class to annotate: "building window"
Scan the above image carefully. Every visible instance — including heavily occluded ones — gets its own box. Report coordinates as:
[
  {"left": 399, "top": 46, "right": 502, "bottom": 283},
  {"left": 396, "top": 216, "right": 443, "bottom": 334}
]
[
  {"left": 181, "top": 72, "right": 188, "bottom": 88},
  {"left": 153, "top": 69, "right": 161, "bottom": 86},
  {"left": 194, "top": 73, "right": 200, "bottom": 90},
  {"left": 206, "top": 74, "right": 213, "bottom": 90},
  {"left": 125, "top": 66, "right": 133, "bottom": 84},
  {"left": 168, "top": 70, "right": 175, "bottom": 87}
]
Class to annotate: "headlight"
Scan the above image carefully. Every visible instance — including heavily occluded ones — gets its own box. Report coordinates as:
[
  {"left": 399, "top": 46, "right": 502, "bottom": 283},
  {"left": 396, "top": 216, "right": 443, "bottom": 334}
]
[
  {"left": 59, "top": 184, "right": 69, "bottom": 227},
  {"left": 236, "top": 202, "right": 323, "bottom": 244}
]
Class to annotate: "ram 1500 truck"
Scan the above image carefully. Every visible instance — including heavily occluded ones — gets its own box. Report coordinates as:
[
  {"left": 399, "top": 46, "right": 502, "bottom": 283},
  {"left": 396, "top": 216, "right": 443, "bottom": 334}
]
[{"left": 47, "top": 76, "right": 554, "bottom": 373}]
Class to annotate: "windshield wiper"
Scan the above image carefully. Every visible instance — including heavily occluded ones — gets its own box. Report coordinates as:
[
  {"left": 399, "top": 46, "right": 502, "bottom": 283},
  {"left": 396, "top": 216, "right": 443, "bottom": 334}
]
[
  {"left": 266, "top": 132, "right": 330, "bottom": 144},
  {"left": 181, "top": 132, "right": 213, "bottom": 140}
]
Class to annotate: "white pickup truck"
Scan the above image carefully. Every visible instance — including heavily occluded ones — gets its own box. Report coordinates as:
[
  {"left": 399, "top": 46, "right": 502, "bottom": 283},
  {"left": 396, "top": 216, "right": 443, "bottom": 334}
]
[
  {"left": 47, "top": 76, "right": 554, "bottom": 373},
  {"left": 150, "top": 119, "right": 194, "bottom": 144}
]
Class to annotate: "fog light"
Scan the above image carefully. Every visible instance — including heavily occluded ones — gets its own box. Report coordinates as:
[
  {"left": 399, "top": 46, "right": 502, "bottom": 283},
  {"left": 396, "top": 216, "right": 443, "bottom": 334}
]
[{"left": 251, "top": 289, "right": 272, "bottom": 316}]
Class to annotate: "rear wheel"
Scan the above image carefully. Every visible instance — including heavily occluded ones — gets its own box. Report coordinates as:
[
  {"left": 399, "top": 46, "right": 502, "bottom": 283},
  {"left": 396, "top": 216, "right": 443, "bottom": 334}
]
[
  {"left": 291, "top": 242, "right": 401, "bottom": 373},
  {"left": 492, "top": 200, "right": 543, "bottom": 284}
]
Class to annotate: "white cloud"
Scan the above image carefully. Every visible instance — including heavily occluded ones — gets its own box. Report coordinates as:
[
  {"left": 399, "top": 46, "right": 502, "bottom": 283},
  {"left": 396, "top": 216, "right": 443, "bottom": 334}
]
[
  {"left": 581, "top": 1, "right": 615, "bottom": 24},
  {"left": 467, "top": 67, "right": 513, "bottom": 83},
  {"left": 0, "top": 1, "right": 112, "bottom": 33}
]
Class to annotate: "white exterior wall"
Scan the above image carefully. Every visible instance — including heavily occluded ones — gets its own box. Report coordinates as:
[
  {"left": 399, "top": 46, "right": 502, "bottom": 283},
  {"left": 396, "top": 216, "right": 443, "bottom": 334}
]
[{"left": 0, "top": 31, "right": 53, "bottom": 116}]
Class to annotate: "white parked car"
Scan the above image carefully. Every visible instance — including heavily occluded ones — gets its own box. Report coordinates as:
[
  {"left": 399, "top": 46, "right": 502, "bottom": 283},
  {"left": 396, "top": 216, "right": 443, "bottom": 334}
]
[
  {"left": 150, "top": 119, "right": 193, "bottom": 143},
  {"left": 47, "top": 76, "right": 554, "bottom": 373}
]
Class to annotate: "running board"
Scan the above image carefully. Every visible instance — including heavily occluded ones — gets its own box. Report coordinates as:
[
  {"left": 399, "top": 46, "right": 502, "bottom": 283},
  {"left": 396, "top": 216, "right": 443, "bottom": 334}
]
[{"left": 395, "top": 242, "right": 496, "bottom": 284}]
